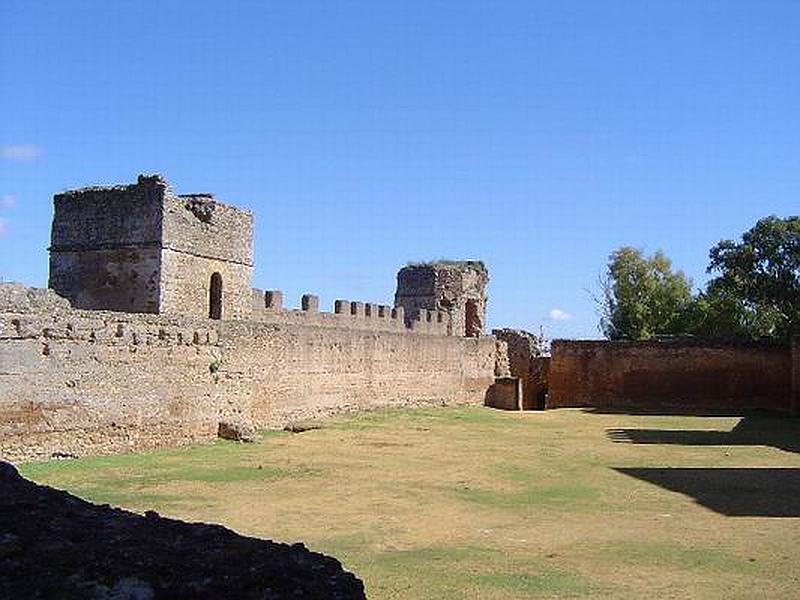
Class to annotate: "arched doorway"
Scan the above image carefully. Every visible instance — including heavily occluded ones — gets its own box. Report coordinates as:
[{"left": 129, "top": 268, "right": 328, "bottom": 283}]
[{"left": 209, "top": 272, "right": 223, "bottom": 320}]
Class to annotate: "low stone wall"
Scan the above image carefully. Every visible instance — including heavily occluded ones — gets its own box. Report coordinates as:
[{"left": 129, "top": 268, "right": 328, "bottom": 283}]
[
  {"left": 549, "top": 339, "right": 794, "bottom": 413},
  {"left": 0, "top": 285, "right": 495, "bottom": 462},
  {"left": 492, "top": 329, "right": 549, "bottom": 410},
  {"left": 485, "top": 377, "right": 521, "bottom": 410}
]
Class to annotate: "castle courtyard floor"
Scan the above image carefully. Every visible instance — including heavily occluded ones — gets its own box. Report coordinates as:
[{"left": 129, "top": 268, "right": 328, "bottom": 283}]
[{"left": 21, "top": 406, "right": 800, "bottom": 599}]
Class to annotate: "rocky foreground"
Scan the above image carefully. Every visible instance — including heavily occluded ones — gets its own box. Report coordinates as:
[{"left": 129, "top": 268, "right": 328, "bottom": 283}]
[{"left": 0, "top": 462, "right": 366, "bottom": 599}]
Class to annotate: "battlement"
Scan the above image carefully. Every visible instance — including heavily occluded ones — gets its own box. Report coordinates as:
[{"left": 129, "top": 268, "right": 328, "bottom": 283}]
[
  {"left": 250, "top": 289, "right": 451, "bottom": 335},
  {"left": 44, "top": 173, "right": 492, "bottom": 339}
]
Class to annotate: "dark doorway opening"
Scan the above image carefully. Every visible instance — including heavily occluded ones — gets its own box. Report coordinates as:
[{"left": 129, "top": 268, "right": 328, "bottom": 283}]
[
  {"left": 535, "top": 388, "right": 547, "bottom": 410},
  {"left": 464, "top": 299, "right": 480, "bottom": 337},
  {"left": 209, "top": 272, "right": 223, "bottom": 320}
]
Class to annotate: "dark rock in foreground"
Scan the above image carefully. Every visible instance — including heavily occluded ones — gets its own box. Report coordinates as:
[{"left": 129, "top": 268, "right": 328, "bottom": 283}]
[{"left": 0, "top": 462, "right": 365, "bottom": 599}]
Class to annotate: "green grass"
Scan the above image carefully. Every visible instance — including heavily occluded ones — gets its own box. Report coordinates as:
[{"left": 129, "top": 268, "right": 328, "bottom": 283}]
[
  {"left": 21, "top": 435, "right": 316, "bottom": 508},
  {"left": 601, "top": 541, "right": 759, "bottom": 573},
  {"left": 476, "top": 570, "right": 593, "bottom": 596},
  {"left": 18, "top": 406, "right": 800, "bottom": 599}
]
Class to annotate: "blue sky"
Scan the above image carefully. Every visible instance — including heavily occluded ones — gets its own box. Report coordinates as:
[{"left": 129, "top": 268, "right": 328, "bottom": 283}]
[{"left": 1, "top": 1, "right": 798, "bottom": 338}]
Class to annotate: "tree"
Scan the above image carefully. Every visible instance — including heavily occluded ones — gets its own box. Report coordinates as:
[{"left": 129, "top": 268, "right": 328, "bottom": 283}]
[
  {"left": 703, "top": 215, "right": 800, "bottom": 339},
  {"left": 600, "top": 247, "right": 693, "bottom": 340},
  {"left": 678, "top": 281, "right": 779, "bottom": 339}
]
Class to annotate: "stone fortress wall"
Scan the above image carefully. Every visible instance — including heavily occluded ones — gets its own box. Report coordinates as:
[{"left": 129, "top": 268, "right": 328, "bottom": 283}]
[
  {"left": 3, "top": 173, "right": 797, "bottom": 463},
  {"left": 0, "top": 284, "right": 496, "bottom": 463},
  {"left": 160, "top": 190, "right": 253, "bottom": 320},
  {"left": 1, "top": 174, "right": 497, "bottom": 462},
  {"left": 250, "top": 290, "right": 451, "bottom": 335},
  {"left": 49, "top": 176, "right": 165, "bottom": 314}
]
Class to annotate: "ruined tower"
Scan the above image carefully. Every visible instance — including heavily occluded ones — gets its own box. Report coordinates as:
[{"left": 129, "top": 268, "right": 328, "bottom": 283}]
[
  {"left": 48, "top": 174, "right": 253, "bottom": 319},
  {"left": 394, "top": 261, "right": 488, "bottom": 337}
]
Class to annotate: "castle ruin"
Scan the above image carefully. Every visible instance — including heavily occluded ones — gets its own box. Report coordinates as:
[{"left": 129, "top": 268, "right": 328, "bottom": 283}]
[
  {"left": 49, "top": 175, "right": 254, "bottom": 319},
  {"left": 395, "top": 261, "right": 488, "bottom": 337},
  {"left": 1, "top": 173, "right": 797, "bottom": 463},
  {"left": 0, "top": 175, "right": 496, "bottom": 462}
]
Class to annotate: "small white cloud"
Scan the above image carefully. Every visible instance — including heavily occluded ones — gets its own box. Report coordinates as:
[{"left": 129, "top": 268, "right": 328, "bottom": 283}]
[
  {"left": 1, "top": 144, "right": 43, "bottom": 161},
  {"left": 548, "top": 308, "right": 571, "bottom": 321},
  {"left": 0, "top": 194, "right": 16, "bottom": 209},
  {"left": 0, "top": 218, "right": 8, "bottom": 237}
]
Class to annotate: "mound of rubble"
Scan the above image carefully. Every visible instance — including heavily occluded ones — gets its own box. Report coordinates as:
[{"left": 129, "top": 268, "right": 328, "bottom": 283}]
[{"left": 0, "top": 462, "right": 365, "bottom": 599}]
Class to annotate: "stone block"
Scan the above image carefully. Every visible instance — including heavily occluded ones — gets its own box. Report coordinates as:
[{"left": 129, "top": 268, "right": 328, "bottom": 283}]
[
  {"left": 264, "top": 290, "right": 283, "bottom": 311},
  {"left": 485, "top": 377, "right": 521, "bottom": 411},
  {"left": 301, "top": 294, "right": 320, "bottom": 313},
  {"left": 334, "top": 300, "right": 350, "bottom": 315}
]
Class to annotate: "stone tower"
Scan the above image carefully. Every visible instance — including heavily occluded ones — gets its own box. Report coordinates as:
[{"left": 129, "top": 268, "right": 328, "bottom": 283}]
[
  {"left": 49, "top": 174, "right": 253, "bottom": 320},
  {"left": 394, "top": 260, "right": 488, "bottom": 337}
]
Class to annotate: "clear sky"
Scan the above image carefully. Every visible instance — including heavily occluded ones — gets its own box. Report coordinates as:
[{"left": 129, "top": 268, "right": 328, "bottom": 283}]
[{"left": 1, "top": 1, "right": 798, "bottom": 338}]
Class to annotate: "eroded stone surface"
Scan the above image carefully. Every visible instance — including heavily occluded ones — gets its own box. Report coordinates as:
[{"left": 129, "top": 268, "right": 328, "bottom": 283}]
[
  {"left": 492, "top": 329, "right": 550, "bottom": 410},
  {"left": 395, "top": 260, "right": 488, "bottom": 337},
  {"left": 49, "top": 174, "right": 254, "bottom": 319},
  {"left": 217, "top": 420, "right": 257, "bottom": 443},
  {"left": 0, "top": 283, "right": 496, "bottom": 462}
]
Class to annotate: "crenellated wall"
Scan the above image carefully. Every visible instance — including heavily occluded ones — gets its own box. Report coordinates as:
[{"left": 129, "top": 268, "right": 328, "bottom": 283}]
[
  {"left": 250, "top": 289, "right": 453, "bottom": 335},
  {"left": 0, "top": 284, "right": 495, "bottom": 463}
]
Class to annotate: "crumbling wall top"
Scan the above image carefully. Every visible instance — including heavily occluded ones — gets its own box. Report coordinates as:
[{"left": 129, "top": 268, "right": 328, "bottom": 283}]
[
  {"left": 0, "top": 283, "right": 72, "bottom": 313},
  {"left": 50, "top": 174, "right": 169, "bottom": 251},
  {"left": 54, "top": 174, "right": 171, "bottom": 200},
  {"left": 161, "top": 188, "right": 253, "bottom": 266}
]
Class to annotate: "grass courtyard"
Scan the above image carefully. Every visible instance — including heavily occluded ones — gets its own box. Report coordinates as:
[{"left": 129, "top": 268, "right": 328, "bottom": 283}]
[{"left": 20, "top": 407, "right": 800, "bottom": 599}]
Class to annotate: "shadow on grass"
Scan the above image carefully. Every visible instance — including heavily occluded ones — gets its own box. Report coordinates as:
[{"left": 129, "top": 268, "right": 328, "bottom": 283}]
[
  {"left": 606, "top": 415, "right": 800, "bottom": 454},
  {"left": 615, "top": 467, "right": 800, "bottom": 517},
  {"left": 583, "top": 406, "right": 777, "bottom": 417}
]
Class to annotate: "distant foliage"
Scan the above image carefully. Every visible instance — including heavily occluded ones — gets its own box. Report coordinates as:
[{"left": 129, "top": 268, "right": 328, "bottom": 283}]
[
  {"left": 599, "top": 215, "right": 799, "bottom": 340},
  {"left": 599, "top": 247, "right": 693, "bottom": 340},
  {"left": 692, "top": 216, "right": 800, "bottom": 339}
]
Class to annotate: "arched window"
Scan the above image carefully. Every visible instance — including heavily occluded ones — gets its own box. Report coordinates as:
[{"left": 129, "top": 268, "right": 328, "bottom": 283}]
[{"left": 209, "top": 272, "right": 223, "bottom": 320}]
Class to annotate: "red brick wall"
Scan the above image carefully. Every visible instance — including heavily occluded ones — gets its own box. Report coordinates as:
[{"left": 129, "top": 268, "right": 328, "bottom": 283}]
[{"left": 548, "top": 339, "right": 792, "bottom": 413}]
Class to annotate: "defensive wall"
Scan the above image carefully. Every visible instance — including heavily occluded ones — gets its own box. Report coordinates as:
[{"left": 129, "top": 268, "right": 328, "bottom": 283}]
[
  {"left": 548, "top": 338, "right": 796, "bottom": 413},
  {"left": 5, "top": 173, "right": 798, "bottom": 462},
  {"left": 0, "top": 284, "right": 495, "bottom": 463}
]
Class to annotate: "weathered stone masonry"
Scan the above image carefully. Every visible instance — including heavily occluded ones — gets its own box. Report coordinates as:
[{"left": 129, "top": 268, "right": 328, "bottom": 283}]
[
  {"left": 5, "top": 173, "right": 797, "bottom": 463},
  {"left": 0, "top": 284, "right": 495, "bottom": 463},
  {"left": 395, "top": 261, "right": 488, "bottom": 337},
  {"left": 1, "top": 175, "right": 497, "bottom": 462},
  {"left": 49, "top": 175, "right": 254, "bottom": 320}
]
